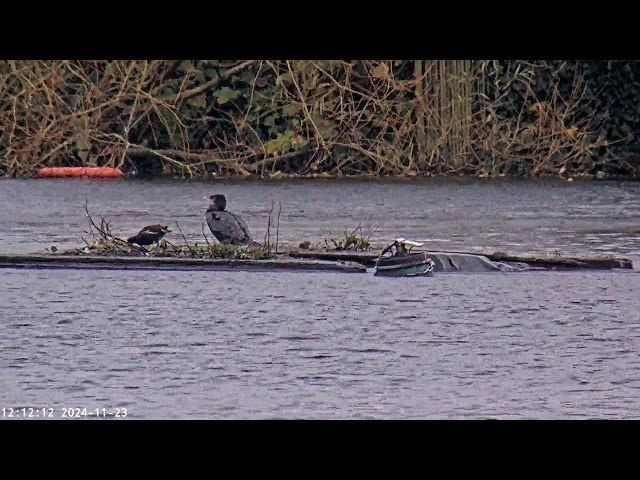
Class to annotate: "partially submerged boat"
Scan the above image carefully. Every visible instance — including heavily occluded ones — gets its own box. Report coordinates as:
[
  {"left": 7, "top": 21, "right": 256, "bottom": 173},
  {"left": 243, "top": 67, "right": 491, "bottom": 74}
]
[{"left": 374, "top": 239, "right": 435, "bottom": 277}]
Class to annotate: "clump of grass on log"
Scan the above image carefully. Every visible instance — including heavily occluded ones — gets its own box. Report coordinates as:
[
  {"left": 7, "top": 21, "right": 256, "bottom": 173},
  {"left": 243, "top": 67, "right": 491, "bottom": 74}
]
[
  {"left": 324, "top": 224, "right": 371, "bottom": 251},
  {"left": 159, "top": 242, "right": 274, "bottom": 260},
  {"left": 293, "top": 221, "right": 374, "bottom": 253}
]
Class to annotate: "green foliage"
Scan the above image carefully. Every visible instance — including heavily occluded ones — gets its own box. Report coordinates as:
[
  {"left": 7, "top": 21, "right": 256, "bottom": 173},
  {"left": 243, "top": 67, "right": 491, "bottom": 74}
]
[
  {"left": 265, "top": 130, "right": 306, "bottom": 156},
  {"left": 213, "top": 86, "right": 241, "bottom": 105}
]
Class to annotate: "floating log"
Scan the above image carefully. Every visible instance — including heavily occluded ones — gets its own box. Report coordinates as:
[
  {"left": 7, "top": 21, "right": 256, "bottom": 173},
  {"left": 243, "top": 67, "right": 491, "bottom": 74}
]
[
  {"left": 0, "top": 249, "right": 632, "bottom": 275},
  {"left": 291, "top": 250, "right": 380, "bottom": 267},
  {"left": 289, "top": 249, "right": 634, "bottom": 270},
  {"left": 486, "top": 251, "right": 633, "bottom": 270},
  {"left": 0, "top": 254, "right": 367, "bottom": 273}
]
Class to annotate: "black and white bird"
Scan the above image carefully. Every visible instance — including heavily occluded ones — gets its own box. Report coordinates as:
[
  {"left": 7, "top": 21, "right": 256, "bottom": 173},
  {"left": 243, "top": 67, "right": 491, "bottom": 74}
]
[
  {"left": 205, "top": 194, "right": 260, "bottom": 247},
  {"left": 127, "top": 224, "right": 171, "bottom": 247}
]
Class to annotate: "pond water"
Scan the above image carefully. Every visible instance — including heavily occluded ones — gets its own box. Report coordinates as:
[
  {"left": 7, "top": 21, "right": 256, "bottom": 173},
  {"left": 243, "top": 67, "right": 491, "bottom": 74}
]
[{"left": 1, "top": 177, "right": 639, "bottom": 419}]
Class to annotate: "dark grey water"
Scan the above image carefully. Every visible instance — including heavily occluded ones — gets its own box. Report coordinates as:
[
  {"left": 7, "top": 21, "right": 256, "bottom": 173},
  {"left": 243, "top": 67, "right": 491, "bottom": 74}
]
[{"left": 1, "top": 177, "right": 640, "bottom": 419}]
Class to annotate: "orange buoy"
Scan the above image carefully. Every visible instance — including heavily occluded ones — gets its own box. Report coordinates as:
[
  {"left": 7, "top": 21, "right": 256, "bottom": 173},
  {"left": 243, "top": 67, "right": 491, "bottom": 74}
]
[{"left": 37, "top": 167, "right": 123, "bottom": 178}]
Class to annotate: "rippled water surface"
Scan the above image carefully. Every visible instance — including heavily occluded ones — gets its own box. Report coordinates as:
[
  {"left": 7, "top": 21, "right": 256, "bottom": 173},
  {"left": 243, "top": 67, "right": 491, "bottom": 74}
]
[{"left": 1, "top": 177, "right": 640, "bottom": 419}]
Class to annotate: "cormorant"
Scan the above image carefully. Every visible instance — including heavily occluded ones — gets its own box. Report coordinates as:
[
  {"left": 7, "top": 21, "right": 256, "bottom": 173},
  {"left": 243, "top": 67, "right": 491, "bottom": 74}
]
[{"left": 205, "top": 194, "right": 260, "bottom": 247}]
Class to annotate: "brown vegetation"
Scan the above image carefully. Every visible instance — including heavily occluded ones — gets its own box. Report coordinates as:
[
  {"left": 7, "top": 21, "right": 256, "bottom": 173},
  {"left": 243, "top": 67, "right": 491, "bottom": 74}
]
[{"left": 1, "top": 60, "right": 639, "bottom": 179}]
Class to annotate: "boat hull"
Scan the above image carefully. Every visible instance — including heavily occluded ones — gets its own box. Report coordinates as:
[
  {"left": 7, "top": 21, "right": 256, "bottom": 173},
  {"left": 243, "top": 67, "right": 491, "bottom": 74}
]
[{"left": 374, "top": 252, "right": 435, "bottom": 277}]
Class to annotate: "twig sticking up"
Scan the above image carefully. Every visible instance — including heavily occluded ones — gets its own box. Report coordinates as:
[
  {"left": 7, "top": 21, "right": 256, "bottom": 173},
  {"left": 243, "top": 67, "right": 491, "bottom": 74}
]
[
  {"left": 84, "top": 195, "right": 146, "bottom": 253},
  {"left": 175, "top": 221, "right": 194, "bottom": 256},
  {"left": 275, "top": 202, "right": 282, "bottom": 254},
  {"left": 201, "top": 222, "right": 212, "bottom": 248},
  {"left": 263, "top": 200, "right": 274, "bottom": 252}
]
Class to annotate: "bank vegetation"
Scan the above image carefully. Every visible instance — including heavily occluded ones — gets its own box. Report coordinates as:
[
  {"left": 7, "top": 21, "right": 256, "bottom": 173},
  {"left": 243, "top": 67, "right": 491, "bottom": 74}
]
[{"left": 2, "top": 60, "right": 639, "bottom": 179}]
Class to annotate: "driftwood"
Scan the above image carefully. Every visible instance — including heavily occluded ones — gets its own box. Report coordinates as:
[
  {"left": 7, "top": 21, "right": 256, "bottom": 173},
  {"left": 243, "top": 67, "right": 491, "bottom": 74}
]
[
  {"left": 487, "top": 251, "right": 633, "bottom": 270},
  {"left": 0, "top": 253, "right": 367, "bottom": 273},
  {"left": 0, "top": 248, "right": 632, "bottom": 275},
  {"left": 290, "top": 250, "right": 379, "bottom": 267},
  {"left": 289, "top": 249, "right": 634, "bottom": 270}
]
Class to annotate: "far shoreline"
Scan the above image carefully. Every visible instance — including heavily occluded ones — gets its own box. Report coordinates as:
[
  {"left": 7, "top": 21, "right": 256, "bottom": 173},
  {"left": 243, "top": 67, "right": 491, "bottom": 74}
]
[{"left": 3, "top": 172, "right": 640, "bottom": 183}]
